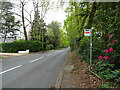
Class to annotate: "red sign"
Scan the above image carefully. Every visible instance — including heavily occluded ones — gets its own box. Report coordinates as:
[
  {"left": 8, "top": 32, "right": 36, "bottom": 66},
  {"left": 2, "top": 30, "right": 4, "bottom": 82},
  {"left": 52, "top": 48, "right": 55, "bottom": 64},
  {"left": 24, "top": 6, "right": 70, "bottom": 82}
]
[{"left": 84, "top": 32, "right": 90, "bottom": 34}]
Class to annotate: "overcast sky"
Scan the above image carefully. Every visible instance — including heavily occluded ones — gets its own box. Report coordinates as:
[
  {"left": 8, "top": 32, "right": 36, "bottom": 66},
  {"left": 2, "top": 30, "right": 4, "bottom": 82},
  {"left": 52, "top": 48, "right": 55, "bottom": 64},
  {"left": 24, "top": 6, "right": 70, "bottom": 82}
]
[
  {"left": 9, "top": 0, "right": 68, "bottom": 25},
  {"left": 6, "top": 0, "right": 69, "bottom": 38}
]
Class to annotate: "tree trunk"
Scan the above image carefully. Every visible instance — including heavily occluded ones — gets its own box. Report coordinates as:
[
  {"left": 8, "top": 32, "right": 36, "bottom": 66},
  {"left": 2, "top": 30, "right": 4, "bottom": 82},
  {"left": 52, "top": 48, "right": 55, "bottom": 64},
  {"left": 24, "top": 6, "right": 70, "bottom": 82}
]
[
  {"left": 22, "top": 3, "right": 28, "bottom": 40},
  {"left": 75, "top": 3, "right": 90, "bottom": 42},
  {"left": 85, "top": 2, "right": 98, "bottom": 29},
  {"left": 3, "top": 30, "right": 7, "bottom": 42}
]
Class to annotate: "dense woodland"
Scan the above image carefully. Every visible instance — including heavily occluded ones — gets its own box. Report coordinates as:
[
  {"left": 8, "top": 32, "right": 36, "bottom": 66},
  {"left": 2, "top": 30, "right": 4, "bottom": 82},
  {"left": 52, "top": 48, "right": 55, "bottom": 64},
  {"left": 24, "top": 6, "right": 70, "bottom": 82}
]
[{"left": 0, "top": 0, "right": 120, "bottom": 88}]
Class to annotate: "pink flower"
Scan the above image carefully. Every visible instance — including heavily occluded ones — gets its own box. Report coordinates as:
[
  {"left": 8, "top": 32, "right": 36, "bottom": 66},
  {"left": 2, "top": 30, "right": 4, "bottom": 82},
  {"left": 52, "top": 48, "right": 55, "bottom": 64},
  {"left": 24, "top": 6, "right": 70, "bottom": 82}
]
[
  {"left": 109, "top": 47, "right": 113, "bottom": 52},
  {"left": 104, "top": 56, "right": 110, "bottom": 60},
  {"left": 108, "top": 34, "right": 113, "bottom": 39},
  {"left": 108, "top": 34, "right": 113, "bottom": 37},
  {"left": 98, "top": 56, "right": 103, "bottom": 59},
  {"left": 105, "top": 49, "right": 109, "bottom": 53},
  {"left": 112, "top": 40, "right": 117, "bottom": 43}
]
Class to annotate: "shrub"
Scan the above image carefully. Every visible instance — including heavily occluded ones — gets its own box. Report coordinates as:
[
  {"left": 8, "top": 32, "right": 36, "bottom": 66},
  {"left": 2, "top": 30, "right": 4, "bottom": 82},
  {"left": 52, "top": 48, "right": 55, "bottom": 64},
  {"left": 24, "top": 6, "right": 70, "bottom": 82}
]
[
  {"left": 77, "top": 37, "right": 90, "bottom": 63},
  {"left": 77, "top": 31, "right": 120, "bottom": 88},
  {"left": 46, "top": 44, "right": 54, "bottom": 50},
  {"left": 2, "top": 40, "right": 42, "bottom": 53},
  {"left": 56, "top": 46, "right": 62, "bottom": 49},
  {"left": 93, "top": 33, "right": 120, "bottom": 88}
]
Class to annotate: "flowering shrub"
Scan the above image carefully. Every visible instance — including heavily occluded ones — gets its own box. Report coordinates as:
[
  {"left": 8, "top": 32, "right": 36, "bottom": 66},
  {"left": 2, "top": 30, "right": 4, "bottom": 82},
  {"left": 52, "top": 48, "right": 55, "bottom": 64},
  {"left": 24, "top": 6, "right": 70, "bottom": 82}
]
[
  {"left": 78, "top": 31, "right": 120, "bottom": 88},
  {"left": 104, "top": 56, "right": 110, "bottom": 60},
  {"left": 109, "top": 47, "right": 113, "bottom": 52},
  {"left": 98, "top": 56, "right": 103, "bottom": 59},
  {"left": 105, "top": 49, "right": 109, "bottom": 54},
  {"left": 93, "top": 33, "right": 120, "bottom": 88},
  {"left": 98, "top": 34, "right": 118, "bottom": 61}
]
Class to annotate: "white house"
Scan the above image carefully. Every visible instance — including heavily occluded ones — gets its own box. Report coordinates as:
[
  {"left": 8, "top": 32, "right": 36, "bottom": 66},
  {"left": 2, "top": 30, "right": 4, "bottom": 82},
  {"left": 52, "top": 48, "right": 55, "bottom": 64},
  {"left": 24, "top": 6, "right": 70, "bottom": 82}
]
[{"left": 0, "top": 36, "right": 15, "bottom": 43}]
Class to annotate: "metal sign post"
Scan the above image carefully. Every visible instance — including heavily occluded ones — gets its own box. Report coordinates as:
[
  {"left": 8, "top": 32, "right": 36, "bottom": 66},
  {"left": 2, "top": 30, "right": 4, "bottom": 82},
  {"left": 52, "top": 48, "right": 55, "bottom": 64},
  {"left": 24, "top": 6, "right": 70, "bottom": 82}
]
[
  {"left": 84, "top": 29, "right": 92, "bottom": 66},
  {"left": 90, "top": 29, "right": 92, "bottom": 66}
]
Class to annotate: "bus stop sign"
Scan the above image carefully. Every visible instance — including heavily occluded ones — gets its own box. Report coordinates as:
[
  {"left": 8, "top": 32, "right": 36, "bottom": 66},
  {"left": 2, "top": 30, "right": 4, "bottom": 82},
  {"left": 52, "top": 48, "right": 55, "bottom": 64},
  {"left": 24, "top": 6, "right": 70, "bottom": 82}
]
[{"left": 84, "top": 29, "right": 92, "bottom": 36}]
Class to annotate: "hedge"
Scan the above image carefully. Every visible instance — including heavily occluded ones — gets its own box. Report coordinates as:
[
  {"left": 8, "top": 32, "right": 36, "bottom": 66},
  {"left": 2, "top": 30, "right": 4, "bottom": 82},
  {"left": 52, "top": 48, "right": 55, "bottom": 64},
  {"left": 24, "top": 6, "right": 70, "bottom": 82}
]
[
  {"left": 2, "top": 40, "right": 42, "bottom": 53},
  {"left": 46, "top": 44, "right": 54, "bottom": 50}
]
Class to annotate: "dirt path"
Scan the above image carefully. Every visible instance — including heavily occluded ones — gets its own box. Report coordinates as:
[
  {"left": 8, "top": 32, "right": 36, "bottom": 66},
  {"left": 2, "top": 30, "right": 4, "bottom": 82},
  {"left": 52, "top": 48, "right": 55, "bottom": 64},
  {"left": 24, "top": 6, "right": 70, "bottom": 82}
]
[{"left": 61, "top": 51, "right": 102, "bottom": 88}]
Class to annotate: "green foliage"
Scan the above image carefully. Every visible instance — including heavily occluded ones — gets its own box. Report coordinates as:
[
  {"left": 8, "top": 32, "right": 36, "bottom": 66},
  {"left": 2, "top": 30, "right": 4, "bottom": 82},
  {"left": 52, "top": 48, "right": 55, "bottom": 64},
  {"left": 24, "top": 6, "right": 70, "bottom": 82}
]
[
  {"left": 59, "top": 30, "right": 69, "bottom": 47},
  {"left": 46, "top": 44, "right": 54, "bottom": 50},
  {"left": 46, "top": 21, "right": 68, "bottom": 49},
  {"left": 30, "top": 18, "right": 46, "bottom": 41},
  {"left": 64, "top": 2, "right": 94, "bottom": 50},
  {"left": 105, "top": 69, "right": 120, "bottom": 83},
  {"left": 0, "top": 1, "right": 21, "bottom": 42},
  {"left": 77, "top": 37, "right": 90, "bottom": 62},
  {"left": 64, "top": 13, "right": 80, "bottom": 50},
  {"left": 111, "top": 70, "right": 120, "bottom": 83},
  {"left": 100, "top": 82, "right": 111, "bottom": 88},
  {"left": 2, "top": 40, "right": 42, "bottom": 53},
  {"left": 92, "top": 36, "right": 106, "bottom": 60},
  {"left": 93, "top": 33, "right": 120, "bottom": 87}
]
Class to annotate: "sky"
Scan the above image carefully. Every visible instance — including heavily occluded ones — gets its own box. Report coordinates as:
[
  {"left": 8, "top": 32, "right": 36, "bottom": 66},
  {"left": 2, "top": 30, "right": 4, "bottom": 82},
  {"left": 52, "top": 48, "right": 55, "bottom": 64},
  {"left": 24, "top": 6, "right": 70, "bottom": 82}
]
[
  {"left": 7, "top": 0, "right": 69, "bottom": 38},
  {"left": 4, "top": 0, "right": 119, "bottom": 39},
  {"left": 10, "top": 0, "right": 68, "bottom": 25}
]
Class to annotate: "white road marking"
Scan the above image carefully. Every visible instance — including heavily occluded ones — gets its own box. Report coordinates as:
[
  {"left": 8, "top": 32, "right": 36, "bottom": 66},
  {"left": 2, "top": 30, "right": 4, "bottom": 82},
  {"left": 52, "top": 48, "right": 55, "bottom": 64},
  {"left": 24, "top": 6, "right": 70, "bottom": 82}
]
[
  {"left": 29, "top": 57, "right": 44, "bottom": 63},
  {"left": 47, "top": 54, "right": 52, "bottom": 56},
  {"left": 0, "top": 65, "right": 22, "bottom": 75}
]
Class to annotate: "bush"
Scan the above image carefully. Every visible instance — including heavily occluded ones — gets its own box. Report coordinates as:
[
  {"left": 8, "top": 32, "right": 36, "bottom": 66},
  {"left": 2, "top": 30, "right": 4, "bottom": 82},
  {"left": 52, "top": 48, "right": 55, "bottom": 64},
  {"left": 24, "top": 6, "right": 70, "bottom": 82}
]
[
  {"left": 93, "top": 33, "right": 120, "bottom": 88},
  {"left": 77, "top": 37, "right": 90, "bottom": 63},
  {"left": 77, "top": 32, "right": 120, "bottom": 88},
  {"left": 46, "top": 44, "right": 54, "bottom": 50},
  {"left": 56, "top": 46, "right": 62, "bottom": 49},
  {"left": 2, "top": 40, "right": 42, "bottom": 53}
]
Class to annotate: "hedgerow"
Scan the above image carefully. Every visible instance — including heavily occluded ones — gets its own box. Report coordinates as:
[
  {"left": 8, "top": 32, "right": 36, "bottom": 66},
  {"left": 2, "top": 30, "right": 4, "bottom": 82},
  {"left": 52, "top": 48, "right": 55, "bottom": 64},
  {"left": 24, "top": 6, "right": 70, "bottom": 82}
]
[{"left": 2, "top": 40, "right": 42, "bottom": 53}]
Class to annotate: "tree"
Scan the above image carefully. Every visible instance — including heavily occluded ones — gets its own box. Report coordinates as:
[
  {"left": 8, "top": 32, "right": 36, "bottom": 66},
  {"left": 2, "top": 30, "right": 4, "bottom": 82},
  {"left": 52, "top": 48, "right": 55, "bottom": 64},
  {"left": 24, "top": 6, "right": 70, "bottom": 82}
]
[
  {"left": 30, "top": 0, "right": 51, "bottom": 51},
  {"left": 30, "top": 0, "right": 46, "bottom": 41},
  {"left": 64, "top": 2, "right": 99, "bottom": 50},
  {"left": 59, "top": 30, "right": 69, "bottom": 47},
  {"left": 0, "top": 1, "right": 20, "bottom": 42},
  {"left": 20, "top": 0, "right": 29, "bottom": 40},
  {"left": 47, "top": 21, "right": 61, "bottom": 48}
]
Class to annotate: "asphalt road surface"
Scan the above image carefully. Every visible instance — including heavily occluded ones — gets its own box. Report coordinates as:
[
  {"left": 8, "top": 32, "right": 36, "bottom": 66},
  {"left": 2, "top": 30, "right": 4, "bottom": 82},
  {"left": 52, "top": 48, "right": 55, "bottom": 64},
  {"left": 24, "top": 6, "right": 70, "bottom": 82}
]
[{"left": 1, "top": 48, "right": 69, "bottom": 88}]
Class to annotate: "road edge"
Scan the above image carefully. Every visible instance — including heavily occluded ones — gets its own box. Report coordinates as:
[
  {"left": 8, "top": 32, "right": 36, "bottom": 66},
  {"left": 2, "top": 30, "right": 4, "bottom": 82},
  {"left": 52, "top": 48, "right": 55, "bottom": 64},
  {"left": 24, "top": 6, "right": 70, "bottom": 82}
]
[{"left": 54, "top": 51, "right": 70, "bottom": 88}]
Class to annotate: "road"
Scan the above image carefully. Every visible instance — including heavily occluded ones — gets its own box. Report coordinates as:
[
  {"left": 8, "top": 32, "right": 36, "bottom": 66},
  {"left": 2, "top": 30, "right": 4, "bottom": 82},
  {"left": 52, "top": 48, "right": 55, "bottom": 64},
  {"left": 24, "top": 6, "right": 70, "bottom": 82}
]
[{"left": 1, "top": 48, "right": 69, "bottom": 88}]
